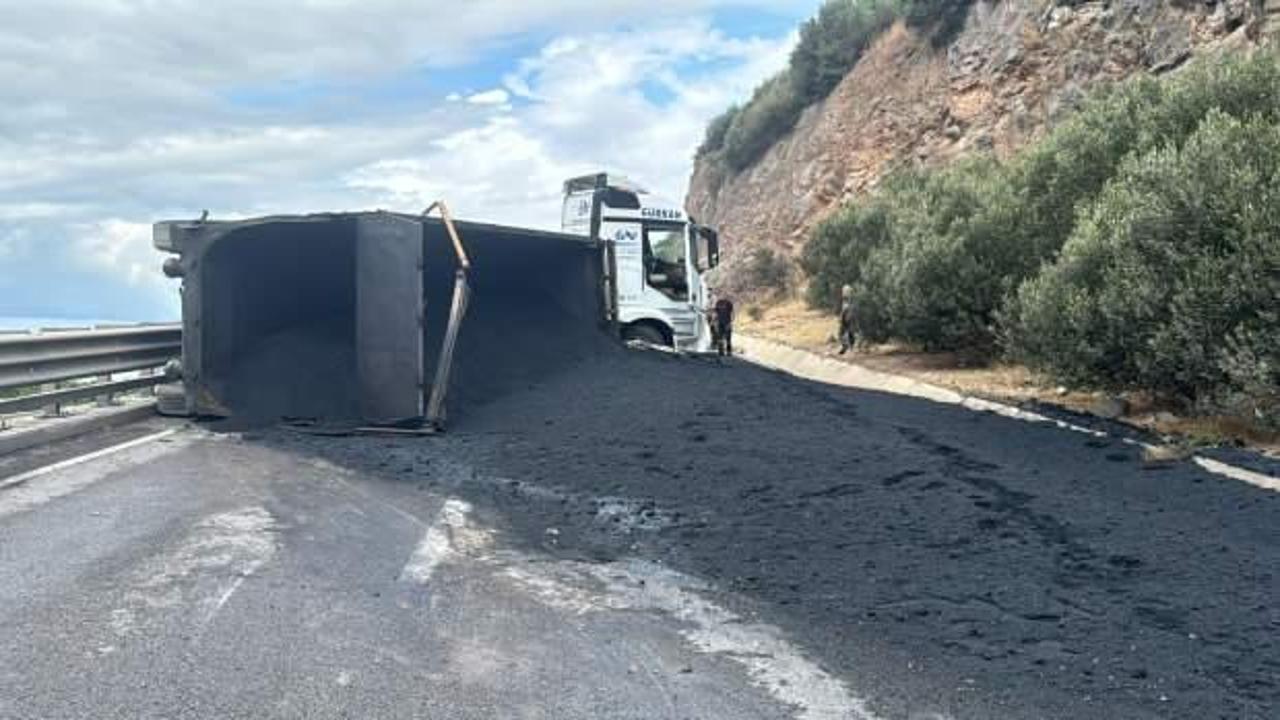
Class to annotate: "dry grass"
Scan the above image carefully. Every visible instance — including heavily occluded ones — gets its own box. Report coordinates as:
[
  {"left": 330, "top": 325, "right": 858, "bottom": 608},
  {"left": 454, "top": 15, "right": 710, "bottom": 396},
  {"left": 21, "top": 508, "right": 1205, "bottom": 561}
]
[
  {"left": 739, "top": 300, "right": 1279, "bottom": 457},
  {"left": 738, "top": 298, "right": 834, "bottom": 349}
]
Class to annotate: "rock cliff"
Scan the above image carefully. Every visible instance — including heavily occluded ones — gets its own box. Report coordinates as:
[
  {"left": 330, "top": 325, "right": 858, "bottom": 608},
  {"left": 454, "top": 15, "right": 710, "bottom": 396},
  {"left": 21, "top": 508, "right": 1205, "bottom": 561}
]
[{"left": 687, "top": 0, "right": 1265, "bottom": 283}]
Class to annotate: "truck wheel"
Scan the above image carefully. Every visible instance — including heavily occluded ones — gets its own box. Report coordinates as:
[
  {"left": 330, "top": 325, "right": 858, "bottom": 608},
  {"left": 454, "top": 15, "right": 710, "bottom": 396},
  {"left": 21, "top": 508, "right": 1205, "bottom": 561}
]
[{"left": 623, "top": 324, "right": 669, "bottom": 347}]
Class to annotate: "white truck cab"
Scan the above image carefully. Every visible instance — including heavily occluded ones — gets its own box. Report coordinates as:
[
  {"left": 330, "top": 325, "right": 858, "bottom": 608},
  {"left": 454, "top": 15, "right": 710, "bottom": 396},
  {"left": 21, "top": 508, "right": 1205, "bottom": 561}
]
[{"left": 562, "top": 173, "right": 719, "bottom": 351}]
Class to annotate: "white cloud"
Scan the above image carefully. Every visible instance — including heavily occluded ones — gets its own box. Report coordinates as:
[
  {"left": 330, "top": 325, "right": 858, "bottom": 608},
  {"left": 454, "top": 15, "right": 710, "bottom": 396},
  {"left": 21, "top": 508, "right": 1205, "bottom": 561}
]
[
  {"left": 63, "top": 218, "right": 179, "bottom": 318},
  {"left": 348, "top": 116, "right": 578, "bottom": 226},
  {"left": 466, "top": 88, "right": 511, "bottom": 105},
  {"left": 349, "top": 19, "right": 796, "bottom": 227},
  {"left": 0, "top": 202, "right": 85, "bottom": 221},
  {"left": 0, "top": 0, "right": 808, "bottom": 318},
  {"left": 0, "top": 0, "right": 803, "bottom": 142},
  {"left": 74, "top": 219, "right": 162, "bottom": 288}
]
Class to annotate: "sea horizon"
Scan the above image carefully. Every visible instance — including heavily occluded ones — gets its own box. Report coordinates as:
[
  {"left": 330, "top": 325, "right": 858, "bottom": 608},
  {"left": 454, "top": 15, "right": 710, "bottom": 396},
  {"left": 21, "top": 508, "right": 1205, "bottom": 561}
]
[{"left": 0, "top": 316, "right": 174, "bottom": 332}]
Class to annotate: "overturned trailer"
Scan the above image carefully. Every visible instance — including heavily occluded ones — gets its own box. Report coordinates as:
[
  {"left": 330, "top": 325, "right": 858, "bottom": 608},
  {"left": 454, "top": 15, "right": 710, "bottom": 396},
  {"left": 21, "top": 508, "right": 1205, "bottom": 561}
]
[{"left": 154, "top": 209, "right": 609, "bottom": 429}]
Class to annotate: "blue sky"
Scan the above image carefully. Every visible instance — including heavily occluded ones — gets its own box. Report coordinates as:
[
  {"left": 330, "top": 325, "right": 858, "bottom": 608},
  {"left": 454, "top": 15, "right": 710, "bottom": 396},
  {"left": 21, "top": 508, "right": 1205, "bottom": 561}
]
[{"left": 0, "top": 1, "right": 818, "bottom": 324}]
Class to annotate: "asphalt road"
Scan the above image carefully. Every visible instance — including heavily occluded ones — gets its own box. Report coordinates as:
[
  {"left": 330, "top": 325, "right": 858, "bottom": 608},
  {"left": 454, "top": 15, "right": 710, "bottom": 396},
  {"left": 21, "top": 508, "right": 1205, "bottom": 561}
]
[
  {"left": 2, "top": 347, "right": 1278, "bottom": 719},
  {"left": 0, "top": 420, "right": 809, "bottom": 719}
]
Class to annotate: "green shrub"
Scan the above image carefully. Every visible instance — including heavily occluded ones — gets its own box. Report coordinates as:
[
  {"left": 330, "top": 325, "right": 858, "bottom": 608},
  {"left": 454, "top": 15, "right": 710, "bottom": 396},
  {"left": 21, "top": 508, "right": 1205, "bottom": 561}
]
[
  {"left": 803, "top": 158, "right": 1028, "bottom": 350},
  {"left": 804, "top": 51, "right": 1280, "bottom": 361},
  {"left": 791, "top": 0, "right": 900, "bottom": 103},
  {"left": 903, "top": 0, "right": 974, "bottom": 47},
  {"left": 741, "top": 246, "right": 792, "bottom": 294},
  {"left": 704, "top": 0, "right": 977, "bottom": 169},
  {"left": 1219, "top": 312, "right": 1280, "bottom": 427},
  {"left": 876, "top": 159, "right": 1027, "bottom": 350},
  {"left": 698, "top": 106, "right": 739, "bottom": 158},
  {"left": 721, "top": 73, "right": 806, "bottom": 170},
  {"left": 1009, "top": 53, "right": 1280, "bottom": 265},
  {"left": 1005, "top": 111, "right": 1280, "bottom": 411},
  {"left": 802, "top": 199, "right": 892, "bottom": 309}
]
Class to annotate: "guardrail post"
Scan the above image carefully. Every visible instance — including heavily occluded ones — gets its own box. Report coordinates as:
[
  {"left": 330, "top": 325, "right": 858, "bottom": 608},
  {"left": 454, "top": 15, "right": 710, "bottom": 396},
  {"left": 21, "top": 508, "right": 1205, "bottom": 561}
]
[
  {"left": 96, "top": 373, "right": 117, "bottom": 407},
  {"left": 40, "top": 384, "right": 62, "bottom": 418}
]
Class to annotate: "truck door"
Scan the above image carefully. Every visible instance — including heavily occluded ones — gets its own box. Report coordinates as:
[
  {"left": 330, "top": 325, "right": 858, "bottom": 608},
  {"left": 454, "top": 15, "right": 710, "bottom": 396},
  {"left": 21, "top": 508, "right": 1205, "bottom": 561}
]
[
  {"left": 685, "top": 225, "right": 702, "bottom": 310},
  {"left": 355, "top": 213, "right": 425, "bottom": 425},
  {"left": 640, "top": 221, "right": 690, "bottom": 302},
  {"left": 691, "top": 225, "right": 719, "bottom": 301},
  {"left": 602, "top": 219, "right": 644, "bottom": 305}
]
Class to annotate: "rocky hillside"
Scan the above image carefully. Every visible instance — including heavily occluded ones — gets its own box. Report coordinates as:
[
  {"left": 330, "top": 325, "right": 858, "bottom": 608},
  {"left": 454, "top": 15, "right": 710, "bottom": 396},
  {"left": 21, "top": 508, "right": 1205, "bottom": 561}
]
[{"left": 687, "top": 0, "right": 1265, "bottom": 274}]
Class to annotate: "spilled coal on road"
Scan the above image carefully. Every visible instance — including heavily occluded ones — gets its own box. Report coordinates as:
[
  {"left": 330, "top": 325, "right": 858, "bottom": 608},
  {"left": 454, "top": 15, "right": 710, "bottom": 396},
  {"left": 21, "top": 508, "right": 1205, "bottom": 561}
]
[
  {"left": 171, "top": 213, "right": 1277, "bottom": 719},
  {"left": 270, "top": 330, "right": 1279, "bottom": 720}
]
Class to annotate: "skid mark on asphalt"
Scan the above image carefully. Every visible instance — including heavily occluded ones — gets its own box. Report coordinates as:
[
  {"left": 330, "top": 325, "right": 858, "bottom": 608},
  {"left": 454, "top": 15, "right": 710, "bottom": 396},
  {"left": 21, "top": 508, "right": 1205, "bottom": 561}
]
[
  {"left": 405, "top": 495, "right": 885, "bottom": 720},
  {"left": 0, "top": 429, "right": 189, "bottom": 519},
  {"left": 109, "top": 506, "right": 278, "bottom": 639}
]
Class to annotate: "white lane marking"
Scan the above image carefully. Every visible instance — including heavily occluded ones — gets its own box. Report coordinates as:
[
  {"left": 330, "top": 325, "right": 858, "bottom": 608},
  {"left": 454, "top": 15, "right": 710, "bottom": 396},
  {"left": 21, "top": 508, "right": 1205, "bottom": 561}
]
[
  {"left": 393, "top": 496, "right": 885, "bottom": 719},
  {"left": 113, "top": 506, "right": 278, "bottom": 637},
  {"left": 0, "top": 428, "right": 178, "bottom": 490},
  {"left": 1194, "top": 457, "right": 1280, "bottom": 492},
  {"left": 399, "top": 499, "right": 492, "bottom": 584},
  {"left": 206, "top": 575, "right": 249, "bottom": 623},
  {"left": 960, "top": 396, "right": 1107, "bottom": 438},
  {"left": 499, "top": 564, "right": 599, "bottom": 615},
  {"left": 504, "top": 559, "right": 882, "bottom": 720},
  {"left": 0, "top": 429, "right": 190, "bottom": 519},
  {"left": 739, "top": 335, "right": 1277, "bottom": 492}
]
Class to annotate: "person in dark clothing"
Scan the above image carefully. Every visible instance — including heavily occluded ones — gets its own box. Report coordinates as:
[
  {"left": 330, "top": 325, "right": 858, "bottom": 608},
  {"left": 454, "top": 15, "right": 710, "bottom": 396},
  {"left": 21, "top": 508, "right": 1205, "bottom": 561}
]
[
  {"left": 838, "top": 284, "right": 857, "bottom": 355},
  {"left": 713, "top": 296, "right": 734, "bottom": 356}
]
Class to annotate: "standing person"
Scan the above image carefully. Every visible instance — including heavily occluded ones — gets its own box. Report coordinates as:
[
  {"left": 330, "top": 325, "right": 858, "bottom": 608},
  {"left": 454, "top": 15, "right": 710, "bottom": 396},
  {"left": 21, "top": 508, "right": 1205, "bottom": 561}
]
[
  {"left": 838, "top": 284, "right": 857, "bottom": 355},
  {"left": 713, "top": 294, "right": 735, "bottom": 356}
]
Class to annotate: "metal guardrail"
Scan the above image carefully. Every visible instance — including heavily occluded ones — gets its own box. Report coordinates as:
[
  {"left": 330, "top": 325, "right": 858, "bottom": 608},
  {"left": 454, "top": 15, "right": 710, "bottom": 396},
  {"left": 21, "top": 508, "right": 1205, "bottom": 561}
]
[{"left": 0, "top": 324, "right": 181, "bottom": 415}]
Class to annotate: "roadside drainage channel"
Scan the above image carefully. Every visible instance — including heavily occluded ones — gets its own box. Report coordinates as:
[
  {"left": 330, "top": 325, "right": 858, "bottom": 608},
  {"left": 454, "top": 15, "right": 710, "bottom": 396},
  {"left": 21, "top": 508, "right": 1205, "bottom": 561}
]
[{"left": 736, "top": 335, "right": 1279, "bottom": 494}]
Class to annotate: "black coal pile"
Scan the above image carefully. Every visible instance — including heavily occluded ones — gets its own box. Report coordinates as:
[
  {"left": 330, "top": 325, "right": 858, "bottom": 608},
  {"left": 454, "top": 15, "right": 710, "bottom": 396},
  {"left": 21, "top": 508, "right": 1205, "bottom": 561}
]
[
  {"left": 217, "top": 321, "right": 360, "bottom": 429},
  {"left": 439, "top": 285, "right": 622, "bottom": 420},
  {"left": 196, "top": 214, "right": 612, "bottom": 431}
]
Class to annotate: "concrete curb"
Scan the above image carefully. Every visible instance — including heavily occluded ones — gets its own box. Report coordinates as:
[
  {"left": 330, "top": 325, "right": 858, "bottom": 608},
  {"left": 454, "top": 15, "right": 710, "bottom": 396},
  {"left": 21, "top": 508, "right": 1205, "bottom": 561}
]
[
  {"left": 736, "top": 334, "right": 1280, "bottom": 493},
  {"left": 0, "top": 402, "right": 157, "bottom": 457}
]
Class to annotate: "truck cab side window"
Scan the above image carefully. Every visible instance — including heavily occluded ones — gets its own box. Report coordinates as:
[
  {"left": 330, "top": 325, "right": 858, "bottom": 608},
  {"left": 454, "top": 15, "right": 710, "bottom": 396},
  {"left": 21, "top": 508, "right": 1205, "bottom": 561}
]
[{"left": 643, "top": 225, "right": 689, "bottom": 302}]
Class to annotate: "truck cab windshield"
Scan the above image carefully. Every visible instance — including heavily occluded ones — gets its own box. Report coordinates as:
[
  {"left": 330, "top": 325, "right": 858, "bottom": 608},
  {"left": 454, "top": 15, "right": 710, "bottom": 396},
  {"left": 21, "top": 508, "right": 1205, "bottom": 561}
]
[{"left": 643, "top": 224, "right": 689, "bottom": 301}]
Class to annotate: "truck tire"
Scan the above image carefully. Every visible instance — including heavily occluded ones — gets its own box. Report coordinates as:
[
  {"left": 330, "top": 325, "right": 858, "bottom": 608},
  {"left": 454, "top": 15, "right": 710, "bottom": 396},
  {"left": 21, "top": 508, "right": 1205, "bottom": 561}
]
[{"left": 622, "top": 323, "right": 669, "bottom": 347}]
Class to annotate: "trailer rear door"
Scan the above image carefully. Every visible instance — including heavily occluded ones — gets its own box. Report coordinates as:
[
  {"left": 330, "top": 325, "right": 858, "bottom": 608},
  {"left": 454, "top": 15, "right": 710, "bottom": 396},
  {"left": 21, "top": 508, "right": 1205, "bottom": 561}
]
[{"left": 356, "top": 213, "right": 425, "bottom": 424}]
